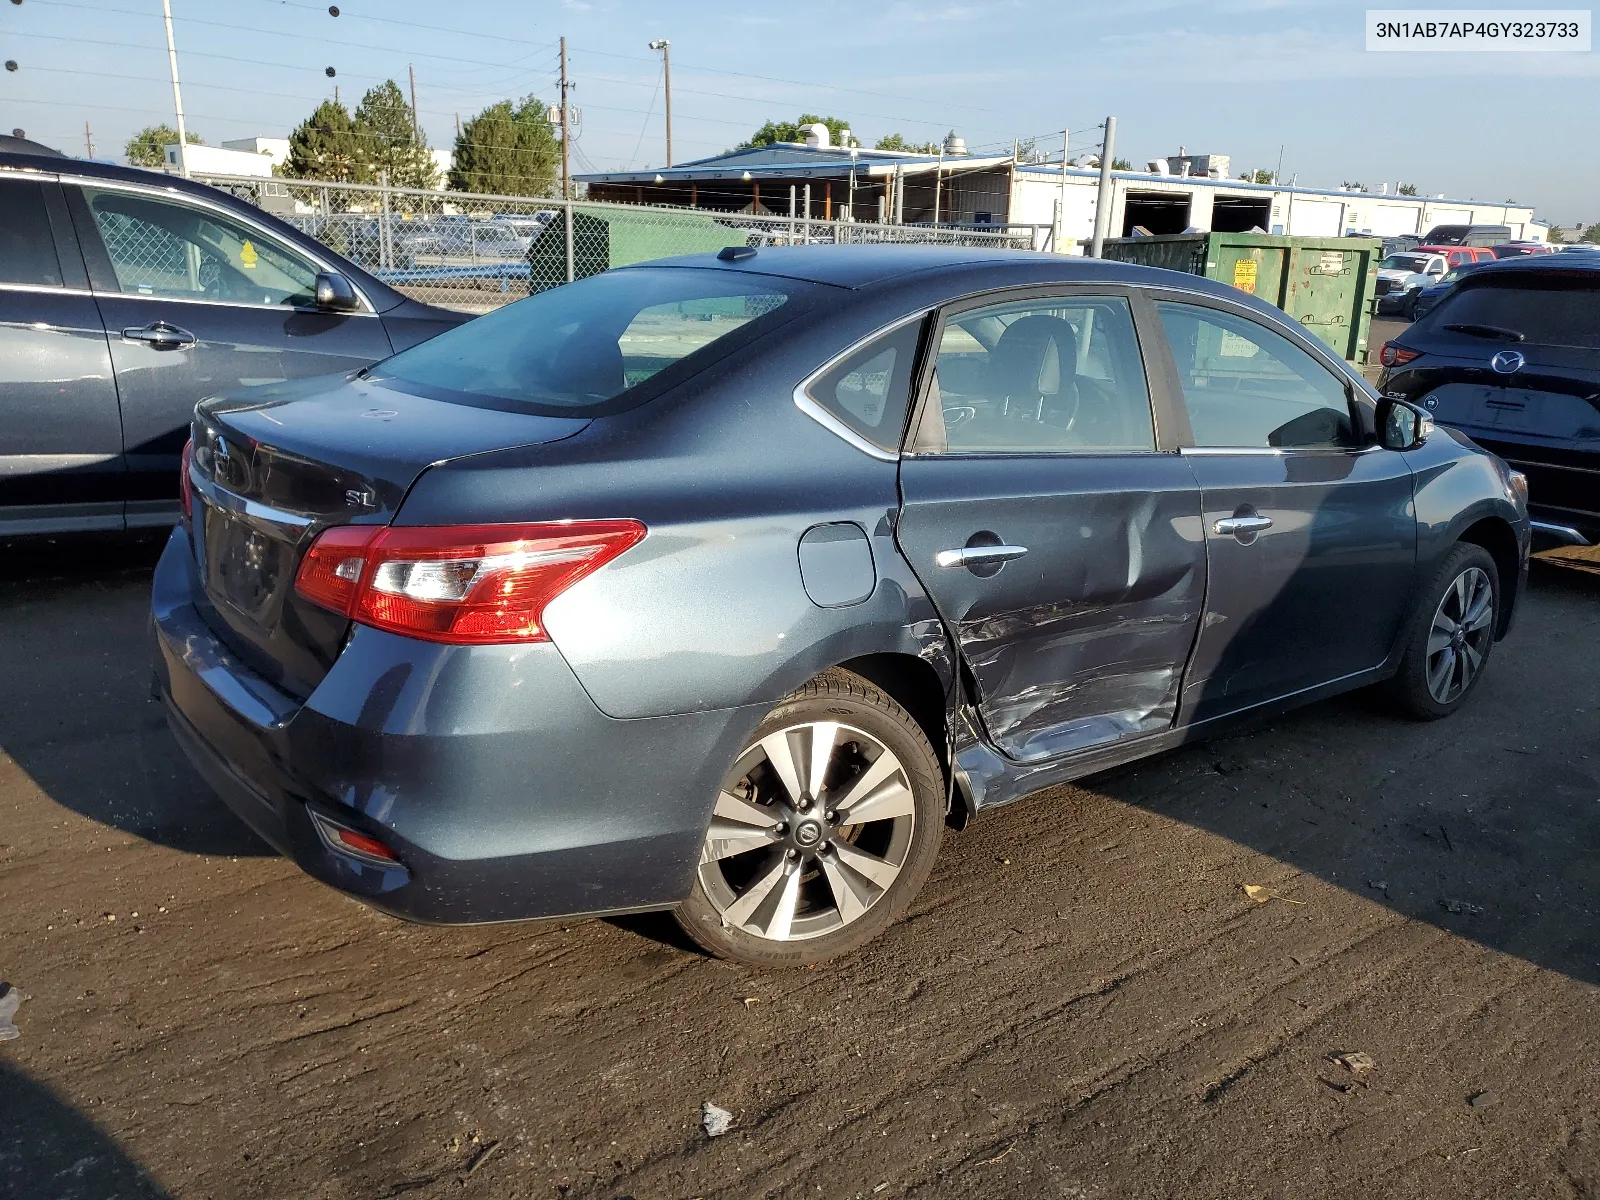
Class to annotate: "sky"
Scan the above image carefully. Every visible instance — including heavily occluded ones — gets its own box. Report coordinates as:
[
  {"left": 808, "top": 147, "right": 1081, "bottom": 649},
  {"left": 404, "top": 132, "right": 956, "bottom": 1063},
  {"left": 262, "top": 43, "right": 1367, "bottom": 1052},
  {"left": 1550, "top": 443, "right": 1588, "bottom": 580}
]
[{"left": 2, "top": 0, "right": 1595, "bottom": 223}]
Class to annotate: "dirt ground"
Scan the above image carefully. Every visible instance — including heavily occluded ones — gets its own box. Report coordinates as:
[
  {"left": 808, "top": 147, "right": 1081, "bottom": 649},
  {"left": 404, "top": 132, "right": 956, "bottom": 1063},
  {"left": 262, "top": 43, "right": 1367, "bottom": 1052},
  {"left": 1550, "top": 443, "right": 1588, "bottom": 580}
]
[{"left": 1, "top": 532, "right": 1596, "bottom": 1200}]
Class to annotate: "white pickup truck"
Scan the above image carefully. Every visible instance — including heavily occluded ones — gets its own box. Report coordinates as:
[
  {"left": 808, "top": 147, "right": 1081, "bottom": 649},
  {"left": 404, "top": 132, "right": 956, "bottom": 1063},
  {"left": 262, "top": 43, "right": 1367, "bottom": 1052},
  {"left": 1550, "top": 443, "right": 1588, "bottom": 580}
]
[{"left": 1373, "top": 251, "right": 1448, "bottom": 317}]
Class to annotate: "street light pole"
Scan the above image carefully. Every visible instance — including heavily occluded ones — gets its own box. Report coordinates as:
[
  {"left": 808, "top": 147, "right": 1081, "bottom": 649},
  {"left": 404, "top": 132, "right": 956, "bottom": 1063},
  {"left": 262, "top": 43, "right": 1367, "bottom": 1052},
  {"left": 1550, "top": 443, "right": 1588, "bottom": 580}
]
[
  {"left": 1089, "top": 115, "right": 1117, "bottom": 258},
  {"left": 161, "top": 0, "right": 190, "bottom": 178},
  {"left": 648, "top": 39, "right": 672, "bottom": 167}
]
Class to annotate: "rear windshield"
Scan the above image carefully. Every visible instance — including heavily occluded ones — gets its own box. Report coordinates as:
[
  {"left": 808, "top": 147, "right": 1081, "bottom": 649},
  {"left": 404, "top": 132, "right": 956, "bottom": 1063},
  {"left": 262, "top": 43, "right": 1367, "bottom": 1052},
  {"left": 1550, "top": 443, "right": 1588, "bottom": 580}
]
[
  {"left": 373, "top": 267, "right": 816, "bottom": 415},
  {"left": 1422, "top": 278, "right": 1600, "bottom": 348}
]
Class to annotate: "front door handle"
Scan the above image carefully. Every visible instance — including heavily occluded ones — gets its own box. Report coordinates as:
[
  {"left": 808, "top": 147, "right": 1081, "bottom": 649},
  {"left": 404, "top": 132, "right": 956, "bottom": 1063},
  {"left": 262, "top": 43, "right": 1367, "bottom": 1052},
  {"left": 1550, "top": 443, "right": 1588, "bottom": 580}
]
[
  {"left": 935, "top": 544, "right": 1029, "bottom": 568},
  {"left": 122, "top": 322, "right": 197, "bottom": 350},
  {"left": 1213, "top": 515, "right": 1273, "bottom": 537}
]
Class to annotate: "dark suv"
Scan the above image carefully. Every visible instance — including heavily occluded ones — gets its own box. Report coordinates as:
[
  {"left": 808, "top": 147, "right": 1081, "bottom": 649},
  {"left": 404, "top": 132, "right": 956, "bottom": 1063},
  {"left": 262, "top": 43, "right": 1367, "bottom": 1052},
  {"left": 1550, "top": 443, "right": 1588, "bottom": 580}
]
[
  {"left": 1378, "top": 256, "right": 1600, "bottom": 566},
  {"left": 0, "top": 144, "right": 466, "bottom": 536}
]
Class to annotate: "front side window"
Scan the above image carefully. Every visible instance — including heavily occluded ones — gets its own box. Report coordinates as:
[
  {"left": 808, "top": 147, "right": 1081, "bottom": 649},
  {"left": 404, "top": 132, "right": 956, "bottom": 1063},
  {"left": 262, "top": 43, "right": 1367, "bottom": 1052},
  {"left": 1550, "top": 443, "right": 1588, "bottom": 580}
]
[
  {"left": 81, "top": 186, "right": 319, "bottom": 306},
  {"left": 375, "top": 266, "right": 809, "bottom": 416},
  {"left": 0, "top": 179, "right": 64, "bottom": 288},
  {"left": 803, "top": 319, "right": 923, "bottom": 451},
  {"left": 1156, "top": 302, "right": 1357, "bottom": 449},
  {"left": 916, "top": 294, "right": 1156, "bottom": 454}
]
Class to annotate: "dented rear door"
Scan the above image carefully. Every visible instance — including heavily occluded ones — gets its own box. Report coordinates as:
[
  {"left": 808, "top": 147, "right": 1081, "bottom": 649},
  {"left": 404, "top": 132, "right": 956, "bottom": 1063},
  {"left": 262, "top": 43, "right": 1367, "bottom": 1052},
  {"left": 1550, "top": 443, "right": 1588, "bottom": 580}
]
[{"left": 895, "top": 287, "right": 1206, "bottom": 764}]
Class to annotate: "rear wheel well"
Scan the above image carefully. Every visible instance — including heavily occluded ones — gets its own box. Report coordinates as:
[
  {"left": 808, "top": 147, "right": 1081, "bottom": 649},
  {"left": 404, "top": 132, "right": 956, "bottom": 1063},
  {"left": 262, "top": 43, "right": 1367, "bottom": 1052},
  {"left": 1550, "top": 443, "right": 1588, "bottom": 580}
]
[
  {"left": 831, "top": 653, "right": 963, "bottom": 823},
  {"left": 1457, "top": 517, "right": 1519, "bottom": 638}
]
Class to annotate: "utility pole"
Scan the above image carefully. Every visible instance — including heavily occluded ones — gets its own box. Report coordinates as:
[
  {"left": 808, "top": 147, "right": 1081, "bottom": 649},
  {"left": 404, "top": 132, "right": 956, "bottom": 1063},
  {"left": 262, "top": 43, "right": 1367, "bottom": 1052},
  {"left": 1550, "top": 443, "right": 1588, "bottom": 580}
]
[
  {"left": 408, "top": 64, "right": 419, "bottom": 139},
  {"left": 648, "top": 39, "right": 671, "bottom": 167},
  {"left": 84, "top": 122, "right": 93, "bottom": 158},
  {"left": 1089, "top": 115, "right": 1116, "bottom": 258},
  {"left": 1274, "top": 143, "right": 1285, "bottom": 186},
  {"left": 1057, "top": 126, "right": 1069, "bottom": 253},
  {"left": 161, "top": 0, "right": 190, "bottom": 178},
  {"left": 559, "top": 37, "right": 571, "bottom": 200}
]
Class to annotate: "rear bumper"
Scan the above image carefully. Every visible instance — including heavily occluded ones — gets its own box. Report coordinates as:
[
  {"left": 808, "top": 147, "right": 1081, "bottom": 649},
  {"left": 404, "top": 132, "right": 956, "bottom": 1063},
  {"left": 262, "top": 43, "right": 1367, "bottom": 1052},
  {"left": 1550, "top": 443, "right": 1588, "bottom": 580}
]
[{"left": 151, "top": 525, "right": 762, "bottom": 924}]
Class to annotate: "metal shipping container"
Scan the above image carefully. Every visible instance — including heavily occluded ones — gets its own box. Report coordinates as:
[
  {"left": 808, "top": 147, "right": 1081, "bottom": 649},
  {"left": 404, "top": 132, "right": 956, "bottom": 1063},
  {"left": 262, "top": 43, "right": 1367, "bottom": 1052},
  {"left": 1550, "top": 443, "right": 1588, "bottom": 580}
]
[{"left": 1103, "top": 231, "right": 1382, "bottom": 363}]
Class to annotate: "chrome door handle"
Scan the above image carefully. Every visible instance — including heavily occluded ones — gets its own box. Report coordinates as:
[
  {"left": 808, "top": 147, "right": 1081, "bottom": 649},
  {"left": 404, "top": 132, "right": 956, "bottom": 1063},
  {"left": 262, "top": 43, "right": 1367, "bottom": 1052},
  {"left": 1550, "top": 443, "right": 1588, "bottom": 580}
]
[
  {"left": 935, "top": 544, "right": 1029, "bottom": 568},
  {"left": 122, "top": 322, "right": 197, "bottom": 349},
  {"left": 1213, "top": 515, "right": 1273, "bottom": 536}
]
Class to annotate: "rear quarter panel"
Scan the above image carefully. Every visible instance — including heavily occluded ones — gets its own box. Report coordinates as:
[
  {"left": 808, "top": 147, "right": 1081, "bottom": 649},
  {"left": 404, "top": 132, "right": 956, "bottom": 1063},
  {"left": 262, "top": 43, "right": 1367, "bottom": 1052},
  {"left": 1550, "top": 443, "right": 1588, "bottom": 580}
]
[{"left": 393, "top": 296, "right": 954, "bottom": 720}]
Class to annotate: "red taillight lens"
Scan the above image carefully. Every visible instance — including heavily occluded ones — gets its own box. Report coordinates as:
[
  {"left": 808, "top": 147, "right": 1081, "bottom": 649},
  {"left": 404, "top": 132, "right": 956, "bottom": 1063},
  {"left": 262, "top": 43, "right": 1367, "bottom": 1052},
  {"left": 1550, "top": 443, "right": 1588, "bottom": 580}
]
[
  {"left": 1379, "top": 342, "right": 1420, "bottom": 368},
  {"left": 293, "top": 520, "right": 645, "bottom": 645},
  {"left": 179, "top": 438, "right": 194, "bottom": 521}
]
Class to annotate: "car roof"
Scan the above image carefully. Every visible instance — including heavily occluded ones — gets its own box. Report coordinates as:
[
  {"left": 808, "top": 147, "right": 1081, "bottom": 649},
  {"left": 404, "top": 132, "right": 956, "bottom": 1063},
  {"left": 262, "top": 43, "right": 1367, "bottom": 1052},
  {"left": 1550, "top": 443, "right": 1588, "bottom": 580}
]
[
  {"left": 626, "top": 243, "right": 1246, "bottom": 296},
  {"left": 1457, "top": 254, "right": 1600, "bottom": 284}
]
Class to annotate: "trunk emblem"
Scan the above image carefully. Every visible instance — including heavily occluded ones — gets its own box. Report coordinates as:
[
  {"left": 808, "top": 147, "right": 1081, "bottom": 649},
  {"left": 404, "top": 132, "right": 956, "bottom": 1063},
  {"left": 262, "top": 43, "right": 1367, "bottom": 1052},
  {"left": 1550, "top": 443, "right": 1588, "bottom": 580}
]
[
  {"left": 1490, "top": 350, "right": 1525, "bottom": 374},
  {"left": 345, "top": 489, "right": 375, "bottom": 509}
]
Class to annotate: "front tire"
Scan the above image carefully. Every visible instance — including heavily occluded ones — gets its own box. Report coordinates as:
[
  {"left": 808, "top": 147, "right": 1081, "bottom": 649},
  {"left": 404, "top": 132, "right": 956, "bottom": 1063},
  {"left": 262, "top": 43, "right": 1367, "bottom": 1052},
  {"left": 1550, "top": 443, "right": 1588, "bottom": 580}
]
[
  {"left": 1386, "top": 543, "right": 1499, "bottom": 719},
  {"left": 675, "top": 669, "right": 945, "bottom": 966}
]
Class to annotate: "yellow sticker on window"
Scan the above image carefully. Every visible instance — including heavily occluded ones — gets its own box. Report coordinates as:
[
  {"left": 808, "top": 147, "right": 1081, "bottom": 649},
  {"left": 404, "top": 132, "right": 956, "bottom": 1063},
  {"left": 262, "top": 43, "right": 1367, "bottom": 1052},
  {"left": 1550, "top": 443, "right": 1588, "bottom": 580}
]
[
  {"left": 1231, "top": 257, "right": 1258, "bottom": 294},
  {"left": 240, "top": 240, "right": 258, "bottom": 270}
]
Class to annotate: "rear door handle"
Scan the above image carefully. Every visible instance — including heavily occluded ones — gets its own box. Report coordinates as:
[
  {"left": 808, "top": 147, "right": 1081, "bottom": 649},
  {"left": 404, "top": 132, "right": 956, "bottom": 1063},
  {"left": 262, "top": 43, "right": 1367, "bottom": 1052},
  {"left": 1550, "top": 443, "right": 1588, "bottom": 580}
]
[
  {"left": 1213, "top": 515, "right": 1273, "bottom": 536},
  {"left": 935, "top": 544, "right": 1029, "bottom": 568},
  {"left": 122, "top": 322, "right": 196, "bottom": 349}
]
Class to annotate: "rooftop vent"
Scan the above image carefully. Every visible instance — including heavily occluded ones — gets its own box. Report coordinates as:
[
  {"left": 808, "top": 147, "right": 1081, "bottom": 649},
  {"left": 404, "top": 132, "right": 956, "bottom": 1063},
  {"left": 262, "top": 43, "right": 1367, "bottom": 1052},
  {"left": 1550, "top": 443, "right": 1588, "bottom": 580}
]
[{"left": 802, "top": 122, "right": 830, "bottom": 150}]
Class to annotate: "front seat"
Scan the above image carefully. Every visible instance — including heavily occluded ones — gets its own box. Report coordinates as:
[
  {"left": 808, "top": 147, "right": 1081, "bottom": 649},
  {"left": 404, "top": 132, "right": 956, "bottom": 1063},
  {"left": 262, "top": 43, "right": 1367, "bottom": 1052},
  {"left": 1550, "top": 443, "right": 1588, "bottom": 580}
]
[{"left": 987, "top": 315, "right": 1080, "bottom": 427}]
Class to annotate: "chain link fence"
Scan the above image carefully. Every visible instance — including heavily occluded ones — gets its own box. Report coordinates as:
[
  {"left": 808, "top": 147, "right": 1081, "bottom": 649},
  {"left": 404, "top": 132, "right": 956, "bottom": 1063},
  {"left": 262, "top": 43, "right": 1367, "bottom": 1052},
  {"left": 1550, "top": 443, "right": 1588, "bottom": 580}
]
[{"left": 195, "top": 174, "right": 1044, "bottom": 314}]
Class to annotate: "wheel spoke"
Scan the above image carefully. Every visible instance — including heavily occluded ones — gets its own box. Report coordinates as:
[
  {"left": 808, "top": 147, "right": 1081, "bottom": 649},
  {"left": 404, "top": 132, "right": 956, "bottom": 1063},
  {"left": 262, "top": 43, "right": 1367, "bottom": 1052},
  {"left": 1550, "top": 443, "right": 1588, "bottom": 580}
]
[
  {"left": 721, "top": 853, "right": 790, "bottom": 929},
  {"left": 701, "top": 821, "right": 781, "bottom": 863},
  {"left": 1427, "top": 628, "right": 1454, "bottom": 655},
  {"left": 833, "top": 751, "right": 906, "bottom": 820},
  {"left": 1428, "top": 647, "right": 1456, "bottom": 700},
  {"left": 1463, "top": 587, "right": 1494, "bottom": 632},
  {"left": 1433, "top": 610, "right": 1458, "bottom": 637},
  {"left": 714, "top": 789, "right": 775, "bottom": 828},
  {"left": 759, "top": 731, "right": 806, "bottom": 806},
  {"left": 762, "top": 863, "right": 804, "bottom": 941},
  {"left": 839, "top": 777, "right": 915, "bottom": 826},
  {"left": 1461, "top": 638, "right": 1483, "bottom": 682},
  {"left": 805, "top": 722, "right": 840, "bottom": 802},
  {"left": 820, "top": 852, "right": 874, "bottom": 925},
  {"left": 1453, "top": 571, "right": 1470, "bottom": 618},
  {"left": 829, "top": 839, "right": 902, "bottom": 890}
]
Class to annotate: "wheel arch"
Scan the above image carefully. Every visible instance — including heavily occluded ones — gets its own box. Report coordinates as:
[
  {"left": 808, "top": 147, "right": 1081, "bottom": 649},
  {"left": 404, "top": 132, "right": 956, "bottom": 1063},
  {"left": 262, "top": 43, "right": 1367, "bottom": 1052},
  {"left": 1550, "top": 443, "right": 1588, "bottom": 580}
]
[{"left": 1456, "top": 515, "right": 1521, "bottom": 638}]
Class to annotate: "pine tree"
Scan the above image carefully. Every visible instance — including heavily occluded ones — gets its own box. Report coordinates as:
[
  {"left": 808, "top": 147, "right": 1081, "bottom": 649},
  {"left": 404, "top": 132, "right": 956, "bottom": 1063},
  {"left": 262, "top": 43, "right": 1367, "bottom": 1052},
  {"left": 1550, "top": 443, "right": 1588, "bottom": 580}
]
[
  {"left": 283, "top": 100, "right": 370, "bottom": 183},
  {"left": 448, "top": 96, "right": 558, "bottom": 196},
  {"left": 354, "top": 80, "right": 438, "bottom": 190}
]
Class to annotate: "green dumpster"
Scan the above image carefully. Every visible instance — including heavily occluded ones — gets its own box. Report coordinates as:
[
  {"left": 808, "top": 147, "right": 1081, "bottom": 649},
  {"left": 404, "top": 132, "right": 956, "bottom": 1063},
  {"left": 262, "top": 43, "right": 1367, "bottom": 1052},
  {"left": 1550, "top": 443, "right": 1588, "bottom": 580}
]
[
  {"left": 1102, "top": 232, "right": 1382, "bottom": 363},
  {"left": 527, "top": 205, "right": 749, "bottom": 293}
]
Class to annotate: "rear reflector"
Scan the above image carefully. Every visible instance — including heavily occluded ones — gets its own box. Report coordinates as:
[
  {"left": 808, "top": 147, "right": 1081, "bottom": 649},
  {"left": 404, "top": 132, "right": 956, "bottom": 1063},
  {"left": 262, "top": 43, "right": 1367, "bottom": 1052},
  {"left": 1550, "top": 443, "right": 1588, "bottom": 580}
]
[
  {"left": 1379, "top": 342, "right": 1421, "bottom": 368},
  {"left": 293, "top": 520, "right": 646, "bottom": 644},
  {"left": 308, "top": 809, "right": 401, "bottom": 865}
]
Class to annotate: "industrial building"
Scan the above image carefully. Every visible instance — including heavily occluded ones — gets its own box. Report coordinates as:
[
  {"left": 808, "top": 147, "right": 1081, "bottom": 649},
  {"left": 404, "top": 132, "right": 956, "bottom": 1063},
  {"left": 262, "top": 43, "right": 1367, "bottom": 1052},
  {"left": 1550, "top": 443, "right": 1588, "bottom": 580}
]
[{"left": 576, "top": 128, "right": 1544, "bottom": 250}]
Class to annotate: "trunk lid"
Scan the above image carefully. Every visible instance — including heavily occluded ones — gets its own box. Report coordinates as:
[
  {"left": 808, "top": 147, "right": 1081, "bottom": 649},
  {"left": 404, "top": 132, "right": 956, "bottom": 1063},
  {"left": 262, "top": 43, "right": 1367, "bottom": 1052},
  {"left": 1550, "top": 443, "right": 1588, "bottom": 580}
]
[{"left": 189, "top": 372, "right": 589, "bottom": 698}]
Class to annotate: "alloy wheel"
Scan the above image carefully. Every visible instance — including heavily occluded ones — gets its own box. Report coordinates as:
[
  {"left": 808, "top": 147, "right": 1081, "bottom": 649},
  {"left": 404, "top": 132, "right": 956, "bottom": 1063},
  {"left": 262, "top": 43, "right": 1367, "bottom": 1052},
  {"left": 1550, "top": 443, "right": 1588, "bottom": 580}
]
[
  {"left": 696, "top": 721, "right": 916, "bottom": 942},
  {"left": 1425, "top": 565, "right": 1494, "bottom": 704}
]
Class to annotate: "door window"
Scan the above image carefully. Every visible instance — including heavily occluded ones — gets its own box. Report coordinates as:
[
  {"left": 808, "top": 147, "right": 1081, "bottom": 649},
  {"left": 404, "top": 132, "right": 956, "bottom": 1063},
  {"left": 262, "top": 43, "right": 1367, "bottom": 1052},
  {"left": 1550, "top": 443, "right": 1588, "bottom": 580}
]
[
  {"left": 1155, "top": 302, "right": 1357, "bottom": 449},
  {"left": 0, "top": 179, "right": 64, "bottom": 287},
  {"left": 80, "top": 186, "right": 319, "bottom": 307},
  {"left": 917, "top": 295, "right": 1156, "bottom": 454},
  {"left": 803, "top": 319, "right": 923, "bottom": 451}
]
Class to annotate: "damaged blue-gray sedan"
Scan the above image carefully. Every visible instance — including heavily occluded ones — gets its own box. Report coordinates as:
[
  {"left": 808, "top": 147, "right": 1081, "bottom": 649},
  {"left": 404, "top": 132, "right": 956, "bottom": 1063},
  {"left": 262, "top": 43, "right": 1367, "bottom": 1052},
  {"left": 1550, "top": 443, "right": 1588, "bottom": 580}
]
[{"left": 153, "top": 245, "right": 1529, "bottom": 966}]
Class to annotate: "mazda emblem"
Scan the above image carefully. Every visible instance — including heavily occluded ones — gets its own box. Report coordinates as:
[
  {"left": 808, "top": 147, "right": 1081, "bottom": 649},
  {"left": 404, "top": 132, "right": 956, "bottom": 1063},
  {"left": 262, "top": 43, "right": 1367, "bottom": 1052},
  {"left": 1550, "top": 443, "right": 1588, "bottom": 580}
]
[{"left": 1490, "top": 350, "right": 1525, "bottom": 374}]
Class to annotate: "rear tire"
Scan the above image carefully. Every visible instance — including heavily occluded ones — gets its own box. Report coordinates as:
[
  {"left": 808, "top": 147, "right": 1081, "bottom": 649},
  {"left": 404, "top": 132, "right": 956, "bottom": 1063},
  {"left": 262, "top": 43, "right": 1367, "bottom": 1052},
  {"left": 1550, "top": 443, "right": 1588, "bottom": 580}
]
[
  {"left": 1385, "top": 543, "right": 1499, "bottom": 720},
  {"left": 674, "top": 669, "right": 945, "bottom": 967}
]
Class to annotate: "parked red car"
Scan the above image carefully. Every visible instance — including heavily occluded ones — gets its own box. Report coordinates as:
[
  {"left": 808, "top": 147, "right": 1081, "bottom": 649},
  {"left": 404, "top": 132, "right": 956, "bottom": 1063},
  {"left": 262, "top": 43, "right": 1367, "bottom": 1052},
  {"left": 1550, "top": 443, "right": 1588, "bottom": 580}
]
[{"left": 1414, "top": 245, "right": 1497, "bottom": 269}]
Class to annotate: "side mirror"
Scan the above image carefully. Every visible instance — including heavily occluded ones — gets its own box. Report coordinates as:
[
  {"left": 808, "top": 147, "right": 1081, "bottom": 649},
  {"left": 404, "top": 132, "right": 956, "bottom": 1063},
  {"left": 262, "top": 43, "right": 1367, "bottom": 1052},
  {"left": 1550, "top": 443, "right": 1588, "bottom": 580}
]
[
  {"left": 314, "top": 271, "right": 360, "bottom": 312},
  {"left": 1376, "top": 397, "right": 1433, "bottom": 451}
]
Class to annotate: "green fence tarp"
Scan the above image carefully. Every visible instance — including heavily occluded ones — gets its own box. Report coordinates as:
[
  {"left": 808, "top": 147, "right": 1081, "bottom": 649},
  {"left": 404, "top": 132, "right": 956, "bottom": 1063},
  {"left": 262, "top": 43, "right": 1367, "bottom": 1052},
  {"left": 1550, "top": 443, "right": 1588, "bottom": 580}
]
[{"left": 528, "top": 206, "right": 749, "bottom": 293}]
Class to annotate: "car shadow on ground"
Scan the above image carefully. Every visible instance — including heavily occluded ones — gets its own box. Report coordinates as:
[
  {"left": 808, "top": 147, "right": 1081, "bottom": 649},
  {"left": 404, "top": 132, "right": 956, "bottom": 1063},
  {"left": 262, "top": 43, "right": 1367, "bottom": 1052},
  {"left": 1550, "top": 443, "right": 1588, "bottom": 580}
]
[
  {"left": 1072, "top": 560, "right": 1600, "bottom": 988},
  {"left": 0, "top": 532, "right": 273, "bottom": 858},
  {"left": 0, "top": 1058, "right": 171, "bottom": 1198}
]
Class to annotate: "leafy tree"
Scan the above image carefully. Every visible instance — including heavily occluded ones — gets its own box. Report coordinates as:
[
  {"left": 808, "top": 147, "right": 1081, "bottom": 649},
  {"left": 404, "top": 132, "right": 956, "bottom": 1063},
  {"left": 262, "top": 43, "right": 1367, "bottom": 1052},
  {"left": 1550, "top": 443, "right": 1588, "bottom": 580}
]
[
  {"left": 875, "top": 132, "right": 939, "bottom": 154},
  {"left": 283, "top": 99, "right": 371, "bottom": 183},
  {"left": 355, "top": 80, "right": 438, "bottom": 189},
  {"left": 1582, "top": 223, "right": 1600, "bottom": 244},
  {"left": 125, "top": 124, "right": 201, "bottom": 168},
  {"left": 1341, "top": 180, "right": 1368, "bottom": 192},
  {"left": 1239, "top": 168, "right": 1275, "bottom": 184},
  {"left": 1398, "top": 183, "right": 1418, "bottom": 196},
  {"left": 448, "top": 96, "right": 559, "bottom": 196},
  {"left": 1111, "top": 157, "right": 1133, "bottom": 171},
  {"left": 740, "top": 114, "right": 853, "bottom": 150},
  {"left": 1546, "top": 225, "right": 1564, "bottom": 242}
]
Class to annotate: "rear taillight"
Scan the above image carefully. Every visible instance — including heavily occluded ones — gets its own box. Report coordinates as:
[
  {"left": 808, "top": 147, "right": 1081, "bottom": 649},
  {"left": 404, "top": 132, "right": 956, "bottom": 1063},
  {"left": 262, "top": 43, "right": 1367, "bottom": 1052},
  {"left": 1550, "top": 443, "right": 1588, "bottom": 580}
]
[
  {"left": 179, "top": 438, "right": 194, "bottom": 522},
  {"left": 293, "top": 520, "right": 645, "bottom": 645},
  {"left": 1379, "top": 342, "right": 1420, "bottom": 368}
]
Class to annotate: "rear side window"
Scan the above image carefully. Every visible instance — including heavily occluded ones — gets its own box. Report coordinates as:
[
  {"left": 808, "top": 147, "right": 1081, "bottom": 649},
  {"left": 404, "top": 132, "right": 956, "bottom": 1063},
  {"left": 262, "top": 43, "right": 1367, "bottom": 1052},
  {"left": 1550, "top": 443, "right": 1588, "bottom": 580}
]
[
  {"left": 0, "top": 179, "right": 64, "bottom": 287},
  {"left": 1423, "top": 280, "right": 1600, "bottom": 349},
  {"left": 802, "top": 319, "right": 923, "bottom": 451},
  {"left": 375, "top": 267, "right": 814, "bottom": 416}
]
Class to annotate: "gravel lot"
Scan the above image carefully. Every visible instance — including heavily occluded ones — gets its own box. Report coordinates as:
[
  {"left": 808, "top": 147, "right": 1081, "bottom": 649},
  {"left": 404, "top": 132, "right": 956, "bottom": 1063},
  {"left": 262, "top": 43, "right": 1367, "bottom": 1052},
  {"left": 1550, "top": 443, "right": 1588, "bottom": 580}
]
[{"left": 1, "top": 531, "right": 1596, "bottom": 1200}]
